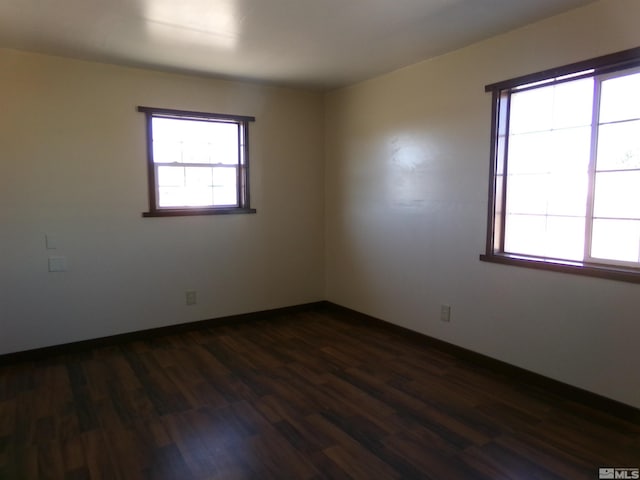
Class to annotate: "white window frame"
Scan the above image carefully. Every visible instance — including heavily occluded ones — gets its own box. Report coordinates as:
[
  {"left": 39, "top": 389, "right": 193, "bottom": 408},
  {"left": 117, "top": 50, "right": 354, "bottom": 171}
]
[{"left": 584, "top": 67, "right": 640, "bottom": 269}]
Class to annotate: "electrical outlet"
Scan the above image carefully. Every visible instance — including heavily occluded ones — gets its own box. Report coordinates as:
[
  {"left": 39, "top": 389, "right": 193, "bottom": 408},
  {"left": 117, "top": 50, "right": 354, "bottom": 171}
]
[
  {"left": 48, "top": 256, "right": 67, "bottom": 272},
  {"left": 440, "top": 304, "right": 451, "bottom": 322},
  {"left": 45, "top": 234, "right": 58, "bottom": 250},
  {"left": 185, "top": 291, "right": 197, "bottom": 306}
]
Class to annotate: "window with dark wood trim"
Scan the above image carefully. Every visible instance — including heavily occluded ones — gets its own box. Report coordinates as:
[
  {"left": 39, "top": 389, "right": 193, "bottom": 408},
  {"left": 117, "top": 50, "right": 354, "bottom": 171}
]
[
  {"left": 481, "top": 47, "right": 640, "bottom": 283},
  {"left": 138, "top": 106, "right": 256, "bottom": 217}
]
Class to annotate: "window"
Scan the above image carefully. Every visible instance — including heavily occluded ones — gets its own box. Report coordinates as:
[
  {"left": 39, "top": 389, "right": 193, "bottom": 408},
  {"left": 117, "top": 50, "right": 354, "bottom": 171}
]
[
  {"left": 138, "top": 106, "right": 256, "bottom": 217},
  {"left": 481, "top": 47, "right": 640, "bottom": 283}
]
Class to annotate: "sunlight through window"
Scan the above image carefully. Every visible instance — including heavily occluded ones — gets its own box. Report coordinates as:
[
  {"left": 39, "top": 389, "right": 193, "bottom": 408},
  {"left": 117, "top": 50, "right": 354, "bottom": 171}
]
[
  {"left": 138, "top": 106, "right": 255, "bottom": 217},
  {"left": 483, "top": 49, "right": 640, "bottom": 280}
]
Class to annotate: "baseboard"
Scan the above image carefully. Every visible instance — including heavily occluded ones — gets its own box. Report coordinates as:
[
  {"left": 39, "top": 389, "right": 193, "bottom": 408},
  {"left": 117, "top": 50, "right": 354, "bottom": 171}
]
[
  {"left": 0, "top": 301, "right": 326, "bottom": 364},
  {"left": 320, "top": 302, "right": 640, "bottom": 424},
  {"left": 2, "top": 299, "right": 637, "bottom": 423}
]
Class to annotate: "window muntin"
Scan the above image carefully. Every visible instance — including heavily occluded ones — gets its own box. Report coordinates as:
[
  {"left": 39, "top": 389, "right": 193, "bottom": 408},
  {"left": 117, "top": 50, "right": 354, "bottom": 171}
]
[
  {"left": 482, "top": 48, "right": 640, "bottom": 282},
  {"left": 138, "top": 106, "right": 256, "bottom": 217}
]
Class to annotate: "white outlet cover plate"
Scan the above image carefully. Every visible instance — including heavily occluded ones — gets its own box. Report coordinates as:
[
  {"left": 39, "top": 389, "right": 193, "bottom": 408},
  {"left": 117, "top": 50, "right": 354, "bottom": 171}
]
[
  {"left": 48, "top": 256, "right": 67, "bottom": 272},
  {"left": 45, "top": 234, "right": 58, "bottom": 249}
]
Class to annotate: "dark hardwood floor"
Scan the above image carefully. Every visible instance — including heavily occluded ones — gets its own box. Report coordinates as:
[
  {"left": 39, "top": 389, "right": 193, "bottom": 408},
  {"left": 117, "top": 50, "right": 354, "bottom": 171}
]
[{"left": 1, "top": 304, "right": 638, "bottom": 479}]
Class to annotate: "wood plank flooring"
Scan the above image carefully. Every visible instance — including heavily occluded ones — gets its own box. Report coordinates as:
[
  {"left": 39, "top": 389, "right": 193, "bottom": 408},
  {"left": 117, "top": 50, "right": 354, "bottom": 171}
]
[{"left": 1, "top": 305, "right": 638, "bottom": 479}]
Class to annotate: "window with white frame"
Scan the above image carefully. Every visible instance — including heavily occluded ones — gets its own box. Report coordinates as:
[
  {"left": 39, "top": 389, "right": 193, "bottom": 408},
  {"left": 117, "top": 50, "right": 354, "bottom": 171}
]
[
  {"left": 482, "top": 47, "right": 640, "bottom": 282},
  {"left": 138, "top": 106, "right": 256, "bottom": 217}
]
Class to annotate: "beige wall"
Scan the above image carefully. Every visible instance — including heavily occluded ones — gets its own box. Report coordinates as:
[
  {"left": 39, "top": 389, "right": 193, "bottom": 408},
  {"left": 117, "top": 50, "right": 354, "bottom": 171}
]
[
  {"left": 0, "top": 49, "right": 325, "bottom": 354},
  {"left": 325, "top": 0, "right": 640, "bottom": 409},
  {"left": 2, "top": 0, "right": 639, "bottom": 409}
]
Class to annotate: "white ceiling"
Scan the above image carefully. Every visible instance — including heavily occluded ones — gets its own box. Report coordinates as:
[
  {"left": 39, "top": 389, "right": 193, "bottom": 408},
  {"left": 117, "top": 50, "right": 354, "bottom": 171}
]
[{"left": 0, "top": 0, "right": 596, "bottom": 90}]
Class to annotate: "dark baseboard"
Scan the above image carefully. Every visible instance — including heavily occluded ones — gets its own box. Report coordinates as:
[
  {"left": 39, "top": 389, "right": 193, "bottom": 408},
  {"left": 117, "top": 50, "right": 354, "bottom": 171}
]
[
  {"left": 0, "top": 301, "right": 326, "bottom": 365},
  {"left": 2, "top": 299, "right": 637, "bottom": 423},
  {"left": 319, "top": 302, "right": 640, "bottom": 424}
]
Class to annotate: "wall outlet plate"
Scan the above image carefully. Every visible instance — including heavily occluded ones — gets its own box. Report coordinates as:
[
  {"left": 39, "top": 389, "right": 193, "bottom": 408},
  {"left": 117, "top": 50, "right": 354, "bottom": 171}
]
[
  {"left": 48, "top": 256, "right": 67, "bottom": 272},
  {"left": 45, "top": 234, "right": 58, "bottom": 250},
  {"left": 440, "top": 304, "right": 451, "bottom": 322},
  {"left": 185, "top": 291, "right": 197, "bottom": 306}
]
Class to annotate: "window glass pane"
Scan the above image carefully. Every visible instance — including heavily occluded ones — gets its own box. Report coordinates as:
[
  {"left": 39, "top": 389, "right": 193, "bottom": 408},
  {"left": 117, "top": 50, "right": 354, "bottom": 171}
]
[
  {"left": 506, "top": 173, "right": 548, "bottom": 215},
  {"left": 596, "top": 120, "right": 640, "bottom": 171},
  {"left": 158, "top": 187, "right": 186, "bottom": 207},
  {"left": 153, "top": 140, "right": 183, "bottom": 164},
  {"left": 185, "top": 188, "right": 214, "bottom": 206},
  {"left": 212, "top": 167, "right": 238, "bottom": 206},
  {"left": 545, "top": 216, "right": 585, "bottom": 261},
  {"left": 212, "top": 124, "right": 240, "bottom": 165},
  {"left": 507, "top": 132, "right": 550, "bottom": 174},
  {"left": 510, "top": 86, "right": 554, "bottom": 134},
  {"left": 504, "top": 214, "right": 547, "bottom": 257},
  {"left": 182, "top": 140, "right": 213, "bottom": 164},
  {"left": 185, "top": 167, "right": 213, "bottom": 188},
  {"left": 184, "top": 167, "right": 214, "bottom": 206},
  {"left": 152, "top": 117, "right": 239, "bottom": 165},
  {"left": 507, "top": 127, "right": 590, "bottom": 176},
  {"left": 547, "top": 127, "right": 591, "bottom": 173},
  {"left": 551, "top": 78, "right": 594, "bottom": 129},
  {"left": 507, "top": 171, "right": 588, "bottom": 217},
  {"left": 593, "top": 170, "right": 640, "bottom": 219},
  {"left": 509, "top": 78, "right": 593, "bottom": 134},
  {"left": 153, "top": 118, "right": 187, "bottom": 164},
  {"left": 599, "top": 71, "right": 640, "bottom": 123},
  {"left": 157, "top": 166, "right": 185, "bottom": 187},
  {"left": 152, "top": 117, "right": 186, "bottom": 143},
  {"left": 504, "top": 214, "right": 585, "bottom": 260},
  {"left": 157, "top": 166, "right": 217, "bottom": 207},
  {"left": 183, "top": 121, "right": 239, "bottom": 165},
  {"left": 546, "top": 172, "right": 588, "bottom": 217},
  {"left": 591, "top": 219, "right": 640, "bottom": 263}
]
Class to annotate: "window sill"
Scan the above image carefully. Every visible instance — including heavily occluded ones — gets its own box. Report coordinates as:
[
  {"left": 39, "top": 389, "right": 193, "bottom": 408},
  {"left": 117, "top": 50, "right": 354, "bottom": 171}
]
[
  {"left": 479, "top": 253, "right": 640, "bottom": 284},
  {"left": 143, "top": 207, "right": 257, "bottom": 218}
]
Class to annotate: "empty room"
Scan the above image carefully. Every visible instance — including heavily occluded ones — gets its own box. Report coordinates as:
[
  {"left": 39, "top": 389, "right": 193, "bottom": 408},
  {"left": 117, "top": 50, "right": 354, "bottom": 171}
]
[{"left": 1, "top": 0, "right": 639, "bottom": 478}]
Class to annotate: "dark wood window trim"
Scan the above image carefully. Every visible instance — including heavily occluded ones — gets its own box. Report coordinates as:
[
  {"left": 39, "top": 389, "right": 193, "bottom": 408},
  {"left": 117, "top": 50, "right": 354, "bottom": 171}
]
[
  {"left": 142, "top": 207, "right": 256, "bottom": 218},
  {"left": 481, "top": 47, "right": 640, "bottom": 284},
  {"left": 484, "top": 46, "right": 640, "bottom": 93},
  {"left": 138, "top": 106, "right": 256, "bottom": 218},
  {"left": 480, "top": 253, "right": 640, "bottom": 284}
]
